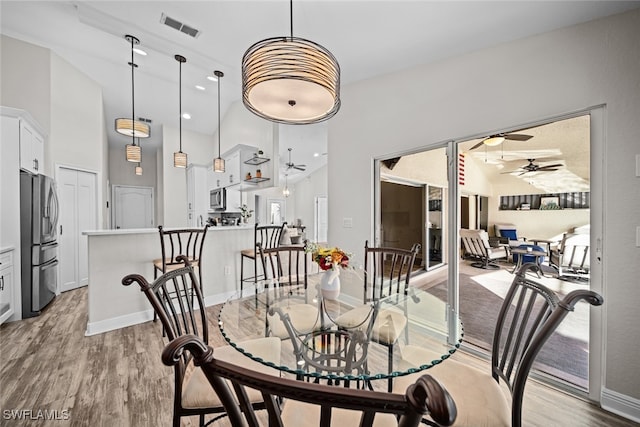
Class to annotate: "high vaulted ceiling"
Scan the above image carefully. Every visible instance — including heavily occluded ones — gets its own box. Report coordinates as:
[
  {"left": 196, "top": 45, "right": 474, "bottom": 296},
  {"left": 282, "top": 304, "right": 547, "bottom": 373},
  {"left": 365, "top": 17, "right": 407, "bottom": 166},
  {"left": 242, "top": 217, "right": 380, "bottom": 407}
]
[{"left": 1, "top": 1, "right": 638, "bottom": 174}]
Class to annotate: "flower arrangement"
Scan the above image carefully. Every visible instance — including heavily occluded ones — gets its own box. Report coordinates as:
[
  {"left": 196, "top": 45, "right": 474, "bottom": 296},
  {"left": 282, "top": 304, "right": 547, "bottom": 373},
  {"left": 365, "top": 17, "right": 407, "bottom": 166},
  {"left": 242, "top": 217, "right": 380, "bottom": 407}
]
[
  {"left": 239, "top": 204, "right": 253, "bottom": 219},
  {"left": 306, "top": 242, "right": 350, "bottom": 271}
]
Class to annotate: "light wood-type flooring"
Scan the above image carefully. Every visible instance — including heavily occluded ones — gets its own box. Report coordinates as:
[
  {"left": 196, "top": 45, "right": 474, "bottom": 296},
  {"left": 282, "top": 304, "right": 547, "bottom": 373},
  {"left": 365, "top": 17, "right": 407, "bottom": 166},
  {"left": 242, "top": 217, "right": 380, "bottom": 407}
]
[{"left": 1, "top": 287, "right": 637, "bottom": 426}]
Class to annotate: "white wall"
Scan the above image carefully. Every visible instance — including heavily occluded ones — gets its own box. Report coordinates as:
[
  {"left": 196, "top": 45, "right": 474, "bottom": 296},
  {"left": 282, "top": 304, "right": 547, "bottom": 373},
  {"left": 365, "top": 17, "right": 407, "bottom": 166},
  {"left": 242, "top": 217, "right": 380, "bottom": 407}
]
[
  {"left": 0, "top": 35, "right": 50, "bottom": 136},
  {"left": 329, "top": 9, "right": 640, "bottom": 406},
  {"left": 293, "top": 164, "right": 328, "bottom": 238},
  {"left": 161, "top": 125, "right": 215, "bottom": 227}
]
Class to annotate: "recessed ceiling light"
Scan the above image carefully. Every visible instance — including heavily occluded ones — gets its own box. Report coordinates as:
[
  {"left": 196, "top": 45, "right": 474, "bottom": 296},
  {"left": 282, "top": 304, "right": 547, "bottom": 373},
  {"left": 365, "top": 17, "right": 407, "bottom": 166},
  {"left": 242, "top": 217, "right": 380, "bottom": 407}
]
[
  {"left": 133, "top": 47, "right": 147, "bottom": 56},
  {"left": 182, "top": 113, "right": 191, "bottom": 120},
  {"left": 313, "top": 152, "right": 320, "bottom": 157},
  {"left": 207, "top": 75, "right": 218, "bottom": 82},
  {"left": 195, "top": 85, "right": 205, "bottom": 91}
]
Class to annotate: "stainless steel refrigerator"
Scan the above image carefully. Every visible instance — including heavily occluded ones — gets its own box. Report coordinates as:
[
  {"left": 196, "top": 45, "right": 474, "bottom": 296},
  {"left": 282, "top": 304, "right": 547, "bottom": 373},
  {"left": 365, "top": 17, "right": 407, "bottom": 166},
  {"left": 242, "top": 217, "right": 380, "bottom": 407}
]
[{"left": 20, "top": 171, "right": 59, "bottom": 318}]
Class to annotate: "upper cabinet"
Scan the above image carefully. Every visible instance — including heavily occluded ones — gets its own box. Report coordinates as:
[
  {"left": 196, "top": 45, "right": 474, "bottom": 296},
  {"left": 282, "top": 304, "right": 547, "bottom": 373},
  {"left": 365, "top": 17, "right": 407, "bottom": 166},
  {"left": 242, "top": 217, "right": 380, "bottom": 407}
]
[
  {"left": 220, "top": 144, "right": 273, "bottom": 191},
  {"left": 1, "top": 108, "right": 46, "bottom": 175},
  {"left": 19, "top": 120, "right": 44, "bottom": 174}
]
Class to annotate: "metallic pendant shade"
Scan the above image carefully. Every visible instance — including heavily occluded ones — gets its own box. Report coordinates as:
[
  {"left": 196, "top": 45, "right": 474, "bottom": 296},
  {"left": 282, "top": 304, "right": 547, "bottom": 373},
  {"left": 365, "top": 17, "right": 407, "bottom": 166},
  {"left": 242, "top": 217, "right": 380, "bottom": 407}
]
[
  {"left": 116, "top": 35, "right": 150, "bottom": 139},
  {"left": 213, "top": 70, "right": 225, "bottom": 173},
  {"left": 241, "top": 0, "right": 340, "bottom": 124},
  {"left": 173, "top": 54, "right": 188, "bottom": 168}
]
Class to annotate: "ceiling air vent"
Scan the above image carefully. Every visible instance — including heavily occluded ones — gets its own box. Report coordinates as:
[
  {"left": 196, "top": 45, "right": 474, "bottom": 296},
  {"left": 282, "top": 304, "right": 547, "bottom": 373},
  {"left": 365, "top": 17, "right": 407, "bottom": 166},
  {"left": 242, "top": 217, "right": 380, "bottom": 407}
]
[
  {"left": 160, "top": 13, "right": 201, "bottom": 38},
  {"left": 138, "top": 117, "right": 152, "bottom": 124}
]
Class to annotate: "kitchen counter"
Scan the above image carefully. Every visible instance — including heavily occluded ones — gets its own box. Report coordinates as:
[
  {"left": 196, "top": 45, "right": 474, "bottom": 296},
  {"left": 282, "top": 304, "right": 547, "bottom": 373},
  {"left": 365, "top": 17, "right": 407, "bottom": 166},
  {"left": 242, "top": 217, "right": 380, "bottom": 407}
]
[
  {"left": 83, "top": 224, "right": 255, "bottom": 236},
  {"left": 82, "top": 226, "right": 253, "bottom": 336}
]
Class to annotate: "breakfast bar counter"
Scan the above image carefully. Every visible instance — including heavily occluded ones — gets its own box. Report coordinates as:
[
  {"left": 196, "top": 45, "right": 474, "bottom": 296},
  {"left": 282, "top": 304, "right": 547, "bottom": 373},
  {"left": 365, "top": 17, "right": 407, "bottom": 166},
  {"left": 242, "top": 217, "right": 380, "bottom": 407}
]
[{"left": 82, "top": 226, "right": 253, "bottom": 336}]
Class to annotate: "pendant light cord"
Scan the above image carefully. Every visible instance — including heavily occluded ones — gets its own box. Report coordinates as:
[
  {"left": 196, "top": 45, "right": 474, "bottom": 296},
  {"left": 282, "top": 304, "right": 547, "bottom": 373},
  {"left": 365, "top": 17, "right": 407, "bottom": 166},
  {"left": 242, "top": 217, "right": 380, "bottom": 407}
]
[
  {"left": 179, "top": 59, "right": 182, "bottom": 153},
  {"left": 289, "top": 0, "right": 293, "bottom": 39},
  {"left": 217, "top": 75, "right": 221, "bottom": 156},
  {"left": 130, "top": 36, "right": 136, "bottom": 147}
]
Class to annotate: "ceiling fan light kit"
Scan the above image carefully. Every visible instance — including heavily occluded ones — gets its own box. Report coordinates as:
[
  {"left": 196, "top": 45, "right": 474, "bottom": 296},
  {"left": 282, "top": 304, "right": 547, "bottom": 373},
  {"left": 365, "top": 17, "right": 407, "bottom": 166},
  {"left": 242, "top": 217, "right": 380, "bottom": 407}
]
[
  {"left": 241, "top": 0, "right": 340, "bottom": 124},
  {"left": 483, "top": 136, "right": 506, "bottom": 146},
  {"left": 117, "top": 34, "right": 150, "bottom": 163}
]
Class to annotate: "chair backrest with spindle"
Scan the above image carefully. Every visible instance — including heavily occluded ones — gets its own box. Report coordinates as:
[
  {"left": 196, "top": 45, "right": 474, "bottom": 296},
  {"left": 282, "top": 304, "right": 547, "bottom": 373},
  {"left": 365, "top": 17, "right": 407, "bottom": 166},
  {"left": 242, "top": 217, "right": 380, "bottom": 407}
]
[
  {"left": 493, "top": 264, "right": 604, "bottom": 426},
  {"left": 363, "top": 240, "right": 421, "bottom": 303},
  {"left": 162, "top": 334, "right": 458, "bottom": 427}
]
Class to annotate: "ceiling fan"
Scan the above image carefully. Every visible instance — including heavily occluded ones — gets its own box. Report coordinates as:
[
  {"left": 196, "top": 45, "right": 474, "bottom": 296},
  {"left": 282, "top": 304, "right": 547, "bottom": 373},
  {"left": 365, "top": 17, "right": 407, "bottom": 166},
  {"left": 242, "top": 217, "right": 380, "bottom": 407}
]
[
  {"left": 469, "top": 132, "right": 534, "bottom": 151},
  {"left": 285, "top": 147, "right": 306, "bottom": 171},
  {"left": 501, "top": 159, "right": 563, "bottom": 176}
]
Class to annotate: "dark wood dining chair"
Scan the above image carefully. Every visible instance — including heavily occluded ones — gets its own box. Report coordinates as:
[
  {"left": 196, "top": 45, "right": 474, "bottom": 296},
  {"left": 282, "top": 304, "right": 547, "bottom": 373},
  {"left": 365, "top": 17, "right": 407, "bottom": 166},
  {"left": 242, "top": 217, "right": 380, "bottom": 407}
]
[
  {"left": 153, "top": 225, "right": 208, "bottom": 289},
  {"left": 334, "top": 240, "right": 421, "bottom": 392},
  {"left": 392, "top": 263, "right": 604, "bottom": 426},
  {"left": 162, "top": 333, "right": 458, "bottom": 427},
  {"left": 123, "top": 256, "right": 281, "bottom": 427},
  {"left": 259, "top": 243, "right": 320, "bottom": 339},
  {"left": 240, "top": 222, "right": 287, "bottom": 292}
]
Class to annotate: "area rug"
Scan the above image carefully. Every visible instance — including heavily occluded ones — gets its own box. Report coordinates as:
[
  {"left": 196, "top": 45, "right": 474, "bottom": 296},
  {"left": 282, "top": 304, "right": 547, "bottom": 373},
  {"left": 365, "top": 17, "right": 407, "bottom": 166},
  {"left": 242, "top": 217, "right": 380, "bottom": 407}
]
[{"left": 424, "top": 270, "right": 590, "bottom": 387}]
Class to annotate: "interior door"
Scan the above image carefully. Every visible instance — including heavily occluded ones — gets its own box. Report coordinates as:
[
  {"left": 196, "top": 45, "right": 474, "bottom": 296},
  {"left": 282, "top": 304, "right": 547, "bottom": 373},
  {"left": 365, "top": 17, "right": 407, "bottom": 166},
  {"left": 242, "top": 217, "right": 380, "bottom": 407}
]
[
  {"left": 113, "top": 186, "right": 154, "bottom": 229},
  {"left": 58, "top": 167, "right": 97, "bottom": 292},
  {"left": 315, "top": 196, "right": 328, "bottom": 243}
]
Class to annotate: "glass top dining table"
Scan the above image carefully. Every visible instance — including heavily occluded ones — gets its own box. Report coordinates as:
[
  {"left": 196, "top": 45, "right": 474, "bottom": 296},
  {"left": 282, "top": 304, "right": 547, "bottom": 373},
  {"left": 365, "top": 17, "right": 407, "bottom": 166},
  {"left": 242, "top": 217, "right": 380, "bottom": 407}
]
[{"left": 218, "top": 268, "right": 462, "bottom": 386}]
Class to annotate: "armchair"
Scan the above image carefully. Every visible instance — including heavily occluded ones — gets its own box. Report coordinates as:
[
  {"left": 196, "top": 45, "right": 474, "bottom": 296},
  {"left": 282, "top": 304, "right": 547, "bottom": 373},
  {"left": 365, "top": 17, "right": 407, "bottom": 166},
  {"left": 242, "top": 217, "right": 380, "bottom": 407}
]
[
  {"left": 550, "top": 228, "right": 590, "bottom": 281},
  {"left": 494, "top": 223, "right": 527, "bottom": 248},
  {"left": 460, "top": 229, "right": 509, "bottom": 269}
]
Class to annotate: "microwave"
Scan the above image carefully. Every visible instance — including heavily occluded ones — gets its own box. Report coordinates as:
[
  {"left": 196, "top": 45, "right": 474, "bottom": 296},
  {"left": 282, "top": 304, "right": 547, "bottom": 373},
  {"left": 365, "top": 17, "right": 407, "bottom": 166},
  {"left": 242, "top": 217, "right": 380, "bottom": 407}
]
[{"left": 210, "top": 188, "right": 226, "bottom": 211}]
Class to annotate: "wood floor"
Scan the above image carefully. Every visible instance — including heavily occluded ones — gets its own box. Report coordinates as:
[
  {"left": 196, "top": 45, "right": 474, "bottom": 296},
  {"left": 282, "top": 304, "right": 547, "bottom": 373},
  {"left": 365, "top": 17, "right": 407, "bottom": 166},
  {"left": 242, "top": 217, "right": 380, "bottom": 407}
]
[{"left": 1, "top": 287, "right": 637, "bottom": 427}]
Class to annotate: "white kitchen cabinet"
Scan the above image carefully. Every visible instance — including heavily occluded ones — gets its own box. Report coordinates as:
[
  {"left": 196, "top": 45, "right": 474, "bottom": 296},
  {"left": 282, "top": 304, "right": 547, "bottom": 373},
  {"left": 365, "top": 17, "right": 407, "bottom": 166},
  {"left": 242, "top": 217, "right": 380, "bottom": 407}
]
[
  {"left": 224, "top": 150, "right": 241, "bottom": 187},
  {"left": 19, "top": 119, "right": 44, "bottom": 174},
  {"left": 208, "top": 164, "right": 226, "bottom": 191},
  {"left": 1, "top": 109, "right": 45, "bottom": 175},
  {"left": 0, "top": 249, "right": 15, "bottom": 325},
  {"left": 187, "top": 164, "right": 209, "bottom": 227},
  {"left": 225, "top": 188, "right": 242, "bottom": 212}
]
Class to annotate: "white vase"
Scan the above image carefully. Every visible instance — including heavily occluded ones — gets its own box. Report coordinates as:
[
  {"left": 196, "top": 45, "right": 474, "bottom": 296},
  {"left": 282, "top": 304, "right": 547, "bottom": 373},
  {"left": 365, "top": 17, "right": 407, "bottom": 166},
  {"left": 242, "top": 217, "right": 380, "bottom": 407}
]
[{"left": 320, "top": 269, "right": 341, "bottom": 300}]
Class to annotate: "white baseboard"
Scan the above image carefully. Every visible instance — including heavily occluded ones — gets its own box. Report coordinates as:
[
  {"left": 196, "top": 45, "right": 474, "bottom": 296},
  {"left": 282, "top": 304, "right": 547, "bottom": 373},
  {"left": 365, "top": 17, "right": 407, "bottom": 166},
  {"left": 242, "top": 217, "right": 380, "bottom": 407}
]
[
  {"left": 85, "top": 291, "right": 234, "bottom": 336},
  {"left": 601, "top": 387, "right": 640, "bottom": 423},
  {"left": 85, "top": 309, "right": 154, "bottom": 336}
]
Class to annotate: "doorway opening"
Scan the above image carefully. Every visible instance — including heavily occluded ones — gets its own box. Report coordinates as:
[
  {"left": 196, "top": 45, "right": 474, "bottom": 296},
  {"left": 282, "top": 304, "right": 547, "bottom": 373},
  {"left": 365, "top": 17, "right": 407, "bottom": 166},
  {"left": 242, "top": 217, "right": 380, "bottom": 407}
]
[{"left": 374, "top": 111, "right": 598, "bottom": 396}]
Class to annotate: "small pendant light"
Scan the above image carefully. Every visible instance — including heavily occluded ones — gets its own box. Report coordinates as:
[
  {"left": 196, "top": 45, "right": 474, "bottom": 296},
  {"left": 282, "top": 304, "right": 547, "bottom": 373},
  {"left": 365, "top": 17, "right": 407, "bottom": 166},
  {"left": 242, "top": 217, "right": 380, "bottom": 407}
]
[
  {"left": 213, "top": 70, "right": 225, "bottom": 173},
  {"left": 118, "top": 34, "right": 149, "bottom": 162},
  {"left": 173, "top": 54, "right": 188, "bottom": 168}
]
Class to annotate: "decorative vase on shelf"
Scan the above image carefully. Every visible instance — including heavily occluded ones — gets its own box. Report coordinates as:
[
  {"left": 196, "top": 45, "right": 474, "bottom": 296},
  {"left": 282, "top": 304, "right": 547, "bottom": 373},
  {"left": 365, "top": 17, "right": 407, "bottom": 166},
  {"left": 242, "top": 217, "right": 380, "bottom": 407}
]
[
  {"left": 320, "top": 268, "right": 341, "bottom": 300},
  {"left": 243, "top": 217, "right": 249, "bottom": 224}
]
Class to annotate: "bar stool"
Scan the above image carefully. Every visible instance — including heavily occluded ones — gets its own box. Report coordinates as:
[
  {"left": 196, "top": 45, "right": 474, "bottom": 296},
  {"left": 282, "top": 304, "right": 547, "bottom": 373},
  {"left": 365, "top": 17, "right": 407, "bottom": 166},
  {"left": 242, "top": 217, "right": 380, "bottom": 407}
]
[
  {"left": 153, "top": 225, "right": 208, "bottom": 324},
  {"left": 240, "top": 223, "right": 286, "bottom": 291}
]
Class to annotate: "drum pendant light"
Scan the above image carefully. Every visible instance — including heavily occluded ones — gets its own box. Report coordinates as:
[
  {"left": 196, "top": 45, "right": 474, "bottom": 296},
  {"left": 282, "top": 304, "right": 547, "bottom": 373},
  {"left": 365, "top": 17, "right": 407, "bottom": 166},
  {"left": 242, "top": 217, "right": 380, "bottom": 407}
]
[
  {"left": 213, "top": 70, "right": 225, "bottom": 173},
  {"left": 241, "top": 0, "right": 340, "bottom": 124},
  {"left": 173, "top": 55, "right": 188, "bottom": 168},
  {"left": 117, "top": 35, "right": 150, "bottom": 163}
]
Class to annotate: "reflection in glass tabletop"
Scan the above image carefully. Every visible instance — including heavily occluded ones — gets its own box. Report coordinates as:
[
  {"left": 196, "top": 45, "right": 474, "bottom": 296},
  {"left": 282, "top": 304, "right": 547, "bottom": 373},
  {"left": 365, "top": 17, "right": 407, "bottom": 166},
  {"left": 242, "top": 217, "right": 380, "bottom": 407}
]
[{"left": 218, "top": 270, "right": 462, "bottom": 385}]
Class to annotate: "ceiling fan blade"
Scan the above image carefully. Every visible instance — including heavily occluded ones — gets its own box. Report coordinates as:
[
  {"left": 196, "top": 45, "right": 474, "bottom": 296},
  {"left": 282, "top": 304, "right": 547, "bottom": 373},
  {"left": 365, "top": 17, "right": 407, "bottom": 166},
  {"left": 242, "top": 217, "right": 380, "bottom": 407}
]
[
  {"left": 501, "top": 169, "right": 524, "bottom": 174},
  {"left": 538, "top": 163, "right": 563, "bottom": 169},
  {"left": 294, "top": 166, "right": 306, "bottom": 171},
  {"left": 536, "top": 167, "right": 560, "bottom": 172},
  {"left": 469, "top": 141, "right": 485, "bottom": 151},
  {"left": 504, "top": 133, "right": 533, "bottom": 141}
]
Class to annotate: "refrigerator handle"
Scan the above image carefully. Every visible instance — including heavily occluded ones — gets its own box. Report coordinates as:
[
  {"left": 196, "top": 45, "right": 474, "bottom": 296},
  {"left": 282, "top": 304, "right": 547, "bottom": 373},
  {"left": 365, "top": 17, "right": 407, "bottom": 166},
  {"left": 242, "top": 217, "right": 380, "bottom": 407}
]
[
  {"left": 60, "top": 225, "right": 63, "bottom": 235},
  {"left": 48, "top": 183, "right": 60, "bottom": 235}
]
